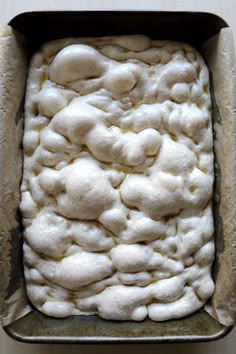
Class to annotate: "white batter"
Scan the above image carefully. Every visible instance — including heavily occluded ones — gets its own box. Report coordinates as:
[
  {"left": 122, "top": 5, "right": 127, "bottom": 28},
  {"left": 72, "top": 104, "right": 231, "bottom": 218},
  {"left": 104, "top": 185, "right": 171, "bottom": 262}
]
[{"left": 20, "top": 35, "right": 215, "bottom": 321}]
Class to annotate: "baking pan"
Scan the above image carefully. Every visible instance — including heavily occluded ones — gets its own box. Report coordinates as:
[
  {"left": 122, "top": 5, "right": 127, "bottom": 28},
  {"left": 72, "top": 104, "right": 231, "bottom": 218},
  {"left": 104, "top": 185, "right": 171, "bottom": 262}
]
[{"left": 0, "top": 10, "right": 235, "bottom": 343}]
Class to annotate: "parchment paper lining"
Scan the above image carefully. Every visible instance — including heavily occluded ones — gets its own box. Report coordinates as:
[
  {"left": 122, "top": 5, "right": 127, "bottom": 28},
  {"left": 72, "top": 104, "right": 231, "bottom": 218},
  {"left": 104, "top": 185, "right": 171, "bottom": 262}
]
[
  {"left": 0, "top": 25, "right": 31, "bottom": 326},
  {"left": 0, "top": 25, "right": 235, "bottom": 327},
  {"left": 203, "top": 28, "right": 236, "bottom": 326}
]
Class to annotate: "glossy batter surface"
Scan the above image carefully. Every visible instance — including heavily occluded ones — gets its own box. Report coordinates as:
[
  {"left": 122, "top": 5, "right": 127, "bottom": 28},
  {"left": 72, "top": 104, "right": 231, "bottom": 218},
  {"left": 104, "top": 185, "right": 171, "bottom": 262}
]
[{"left": 20, "top": 35, "right": 214, "bottom": 321}]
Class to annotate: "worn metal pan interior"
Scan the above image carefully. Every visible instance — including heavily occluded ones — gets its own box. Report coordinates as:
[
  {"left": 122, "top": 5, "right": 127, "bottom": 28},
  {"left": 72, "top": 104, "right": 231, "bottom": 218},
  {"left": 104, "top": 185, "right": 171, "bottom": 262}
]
[{"left": 4, "top": 10, "right": 232, "bottom": 343}]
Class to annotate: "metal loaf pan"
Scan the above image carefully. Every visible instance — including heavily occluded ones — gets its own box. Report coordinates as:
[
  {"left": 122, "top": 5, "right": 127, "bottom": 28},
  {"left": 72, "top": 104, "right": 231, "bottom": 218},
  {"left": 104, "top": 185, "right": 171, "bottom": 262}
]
[{"left": 0, "top": 10, "right": 236, "bottom": 343}]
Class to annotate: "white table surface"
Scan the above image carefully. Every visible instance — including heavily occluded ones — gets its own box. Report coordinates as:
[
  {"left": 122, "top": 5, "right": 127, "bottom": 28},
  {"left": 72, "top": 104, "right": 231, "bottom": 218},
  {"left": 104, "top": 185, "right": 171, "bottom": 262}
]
[{"left": 0, "top": 1, "right": 236, "bottom": 353}]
